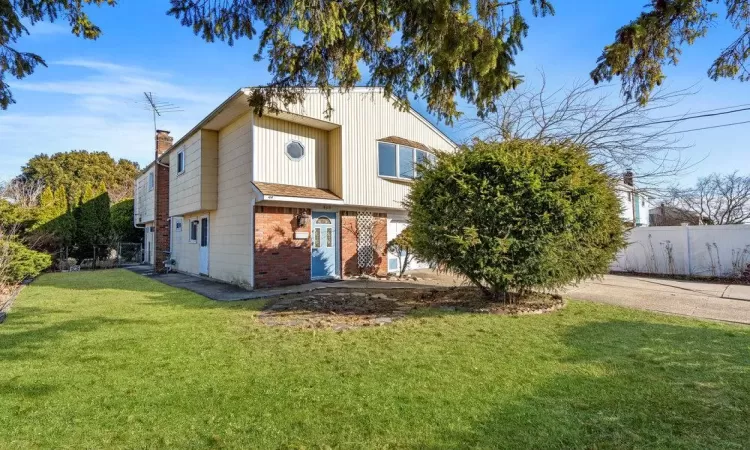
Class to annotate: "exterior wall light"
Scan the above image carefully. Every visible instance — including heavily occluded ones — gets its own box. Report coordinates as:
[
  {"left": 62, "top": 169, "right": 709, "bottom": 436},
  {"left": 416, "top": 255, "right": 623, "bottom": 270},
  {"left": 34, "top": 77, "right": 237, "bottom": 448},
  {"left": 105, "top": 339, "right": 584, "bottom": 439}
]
[{"left": 296, "top": 211, "right": 310, "bottom": 229}]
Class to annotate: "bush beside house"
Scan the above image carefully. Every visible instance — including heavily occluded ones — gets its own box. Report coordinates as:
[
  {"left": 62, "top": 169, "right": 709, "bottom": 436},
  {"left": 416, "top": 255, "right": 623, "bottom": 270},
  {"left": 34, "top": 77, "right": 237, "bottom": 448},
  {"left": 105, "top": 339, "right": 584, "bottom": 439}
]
[{"left": 407, "top": 140, "right": 625, "bottom": 301}]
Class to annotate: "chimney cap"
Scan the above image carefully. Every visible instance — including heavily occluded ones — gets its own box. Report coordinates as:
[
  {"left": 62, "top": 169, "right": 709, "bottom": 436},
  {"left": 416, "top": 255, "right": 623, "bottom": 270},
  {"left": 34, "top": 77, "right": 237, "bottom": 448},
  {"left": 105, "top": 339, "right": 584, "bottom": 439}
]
[{"left": 156, "top": 129, "right": 171, "bottom": 135}]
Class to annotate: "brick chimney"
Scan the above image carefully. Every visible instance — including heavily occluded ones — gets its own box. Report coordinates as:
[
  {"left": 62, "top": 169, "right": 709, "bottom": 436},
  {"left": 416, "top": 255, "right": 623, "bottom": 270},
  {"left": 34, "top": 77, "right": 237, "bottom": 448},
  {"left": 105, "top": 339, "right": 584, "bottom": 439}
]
[
  {"left": 155, "top": 130, "right": 173, "bottom": 158},
  {"left": 623, "top": 169, "right": 634, "bottom": 187},
  {"left": 153, "top": 130, "right": 172, "bottom": 272}
]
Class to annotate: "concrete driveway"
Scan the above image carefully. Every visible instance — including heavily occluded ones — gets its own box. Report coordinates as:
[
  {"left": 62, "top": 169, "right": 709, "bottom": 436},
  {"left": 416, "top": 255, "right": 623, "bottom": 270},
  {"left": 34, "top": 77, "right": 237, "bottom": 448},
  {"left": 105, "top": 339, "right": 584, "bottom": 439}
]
[{"left": 567, "top": 275, "right": 750, "bottom": 324}]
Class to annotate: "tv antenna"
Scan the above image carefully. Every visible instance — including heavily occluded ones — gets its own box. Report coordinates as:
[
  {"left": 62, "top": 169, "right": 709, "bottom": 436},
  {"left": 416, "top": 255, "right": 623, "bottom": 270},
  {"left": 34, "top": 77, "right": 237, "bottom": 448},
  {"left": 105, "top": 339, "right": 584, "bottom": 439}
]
[{"left": 141, "top": 91, "right": 183, "bottom": 132}]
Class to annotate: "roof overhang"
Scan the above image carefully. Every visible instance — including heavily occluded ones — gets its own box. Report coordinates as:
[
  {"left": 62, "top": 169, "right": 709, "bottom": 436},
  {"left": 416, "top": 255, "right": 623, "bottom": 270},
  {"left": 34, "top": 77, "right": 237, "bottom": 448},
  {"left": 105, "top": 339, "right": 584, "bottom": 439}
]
[{"left": 251, "top": 182, "right": 344, "bottom": 205}]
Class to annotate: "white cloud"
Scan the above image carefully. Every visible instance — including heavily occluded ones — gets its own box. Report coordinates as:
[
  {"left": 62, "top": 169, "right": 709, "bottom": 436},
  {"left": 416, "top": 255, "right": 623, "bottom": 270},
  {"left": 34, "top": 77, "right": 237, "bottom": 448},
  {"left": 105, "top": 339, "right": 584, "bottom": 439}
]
[
  {"left": 15, "top": 60, "right": 222, "bottom": 105},
  {"left": 0, "top": 59, "right": 230, "bottom": 178},
  {"left": 20, "top": 20, "right": 69, "bottom": 36}
]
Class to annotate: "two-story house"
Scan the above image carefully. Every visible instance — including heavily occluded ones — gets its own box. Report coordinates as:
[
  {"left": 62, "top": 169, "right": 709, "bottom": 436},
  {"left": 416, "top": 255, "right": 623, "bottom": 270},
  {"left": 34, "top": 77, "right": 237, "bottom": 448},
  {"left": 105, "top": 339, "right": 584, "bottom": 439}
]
[
  {"left": 615, "top": 170, "right": 652, "bottom": 227},
  {"left": 134, "top": 88, "right": 456, "bottom": 288}
]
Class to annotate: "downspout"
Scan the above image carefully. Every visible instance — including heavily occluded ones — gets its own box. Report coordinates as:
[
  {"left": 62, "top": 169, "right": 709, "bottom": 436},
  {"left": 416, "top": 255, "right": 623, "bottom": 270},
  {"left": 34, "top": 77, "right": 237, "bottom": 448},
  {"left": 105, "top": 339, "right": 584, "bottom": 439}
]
[
  {"left": 249, "top": 109, "right": 256, "bottom": 289},
  {"left": 249, "top": 196, "right": 256, "bottom": 289}
]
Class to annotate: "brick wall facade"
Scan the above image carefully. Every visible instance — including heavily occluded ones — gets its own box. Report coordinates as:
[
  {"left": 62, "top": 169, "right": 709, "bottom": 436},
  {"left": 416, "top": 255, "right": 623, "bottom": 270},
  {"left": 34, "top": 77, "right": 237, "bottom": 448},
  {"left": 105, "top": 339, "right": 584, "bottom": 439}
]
[
  {"left": 340, "top": 211, "right": 388, "bottom": 277},
  {"left": 254, "top": 206, "right": 312, "bottom": 288},
  {"left": 153, "top": 163, "right": 170, "bottom": 272},
  {"left": 153, "top": 130, "right": 173, "bottom": 272}
]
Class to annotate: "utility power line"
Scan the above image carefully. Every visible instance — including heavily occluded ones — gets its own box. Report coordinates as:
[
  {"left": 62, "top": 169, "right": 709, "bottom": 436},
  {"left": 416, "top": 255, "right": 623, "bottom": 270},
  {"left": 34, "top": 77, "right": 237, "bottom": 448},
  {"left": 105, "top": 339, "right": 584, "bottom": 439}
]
[
  {"left": 662, "top": 118, "right": 750, "bottom": 136},
  {"left": 654, "top": 103, "right": 750, "bottom": 120}
]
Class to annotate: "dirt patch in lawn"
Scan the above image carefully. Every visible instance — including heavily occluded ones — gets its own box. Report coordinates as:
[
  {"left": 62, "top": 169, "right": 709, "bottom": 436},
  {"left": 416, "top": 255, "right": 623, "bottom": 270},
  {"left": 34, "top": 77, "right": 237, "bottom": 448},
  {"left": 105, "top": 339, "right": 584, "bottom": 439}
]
[{"left": 258, "top": 287, "right": 565, "bottom": 330}]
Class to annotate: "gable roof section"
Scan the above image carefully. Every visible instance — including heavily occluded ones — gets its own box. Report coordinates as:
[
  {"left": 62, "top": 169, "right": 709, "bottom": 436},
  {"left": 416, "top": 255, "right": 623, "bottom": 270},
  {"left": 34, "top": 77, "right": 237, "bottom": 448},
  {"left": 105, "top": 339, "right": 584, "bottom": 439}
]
[
  {"left": 252, "top": 182, "right": 342, "bottom": 201},
  {"left": 157, "top": 88, "right": 457, "bottom": 164}
]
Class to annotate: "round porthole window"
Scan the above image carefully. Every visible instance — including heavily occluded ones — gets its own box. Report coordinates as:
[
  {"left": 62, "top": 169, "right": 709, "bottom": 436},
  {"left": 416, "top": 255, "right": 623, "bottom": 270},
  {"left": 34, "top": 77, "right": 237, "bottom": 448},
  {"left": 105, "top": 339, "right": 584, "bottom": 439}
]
[{"left": 286, "top": 141, "right": 305, "bottom": 161}]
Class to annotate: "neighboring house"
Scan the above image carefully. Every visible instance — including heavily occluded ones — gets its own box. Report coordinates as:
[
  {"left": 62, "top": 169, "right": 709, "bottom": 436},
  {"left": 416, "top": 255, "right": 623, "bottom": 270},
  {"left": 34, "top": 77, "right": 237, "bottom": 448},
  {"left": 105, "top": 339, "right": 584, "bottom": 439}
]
[
  {"left": 615, "top": 171, "right": 651, "bottom": 227},
  {"left": 649, "top": 204, "right": 704, "bottom": 226},
  {"left": 134, "top": 88, "right": 456, "bottom": 288}
]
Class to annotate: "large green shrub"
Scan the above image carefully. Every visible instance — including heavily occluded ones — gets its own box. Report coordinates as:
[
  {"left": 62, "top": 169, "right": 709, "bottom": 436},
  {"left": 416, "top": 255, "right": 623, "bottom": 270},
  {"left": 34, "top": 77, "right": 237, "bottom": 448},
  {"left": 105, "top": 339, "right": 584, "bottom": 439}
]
[
  {"left": 407, "top": 140, "right": 625, "bottom": 301},
  {"left": 0, "top": 240, "right": 52, "bottom": 284}
]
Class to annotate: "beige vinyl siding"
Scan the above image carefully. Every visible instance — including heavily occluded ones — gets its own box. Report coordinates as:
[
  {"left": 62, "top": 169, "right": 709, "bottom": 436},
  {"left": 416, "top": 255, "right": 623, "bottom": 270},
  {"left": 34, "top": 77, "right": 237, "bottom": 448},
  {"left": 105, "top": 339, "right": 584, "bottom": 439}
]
[
  {"left": 170, "top": 214, "right": 201, "bottom": 276},
  {"left": 328, "top": 127, "right": 343, "bottom": 198},
  {"left": 170, "top": 132, "right": 202, "bottom": 216},
  {"left": 254, "top": 115, "right": 329, "bottom": 189},
  {"left": 279, "top": 91, "right": 455, "bottom": 209},
  {"left": 134, "top": 167, "right": 154, "bottom": 224},
  {"left": 208, "top": 111, "right": 253, "bottom": 285},
  {"left": 201, "top": 130, "right": 219, "bottom": 209},
  {"left": 169, "top": 130, "right": 219, "bottom": 216}
]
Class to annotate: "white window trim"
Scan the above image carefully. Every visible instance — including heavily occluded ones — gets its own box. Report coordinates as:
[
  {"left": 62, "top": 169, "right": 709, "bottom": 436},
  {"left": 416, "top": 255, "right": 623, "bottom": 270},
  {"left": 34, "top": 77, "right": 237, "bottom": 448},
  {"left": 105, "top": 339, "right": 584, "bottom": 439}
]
[
  {"left": 177, "top": 150, "right": 186, "bottom": 175},
  {"left": 148, "top": 172, "right": 154, "bottom": 191},
  {"left": 285, "top": 139, "right": 306, "bottom": 161},
  {"left": 377, "top": 141, "right": 432, "bottom": 181}
]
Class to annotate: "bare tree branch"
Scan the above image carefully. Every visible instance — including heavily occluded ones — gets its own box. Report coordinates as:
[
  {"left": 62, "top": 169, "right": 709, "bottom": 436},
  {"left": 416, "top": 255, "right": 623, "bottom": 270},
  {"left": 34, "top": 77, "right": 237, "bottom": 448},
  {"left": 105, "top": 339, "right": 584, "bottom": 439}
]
[
  {"left": 666, "top": 172, "right": 750, "bottom": 225},
  {"left": 462, "top": 72, "right": 699, "bottom": 187}
]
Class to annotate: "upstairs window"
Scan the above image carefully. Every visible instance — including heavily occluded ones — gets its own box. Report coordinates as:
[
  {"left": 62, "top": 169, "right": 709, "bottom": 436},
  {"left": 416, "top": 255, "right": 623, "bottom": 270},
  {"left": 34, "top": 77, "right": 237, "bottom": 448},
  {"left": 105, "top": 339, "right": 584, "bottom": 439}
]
[
  {"left": 148, "top": 172, "right": 154, "bottom": 191},
  {"left": 177, "top": 150, "right": 185, "bottom": 174},
  {"left": 378, "top": 142, "right": 397, "bottom": 177},
  {"left": 286, "top": 141, "right": 305, "bottom": 161},
  {"left": 399, "top": 146, "right": 414, "bottom": 178},
  {"left": 378, "top": 141, "right": 434, "bottom": 180}
]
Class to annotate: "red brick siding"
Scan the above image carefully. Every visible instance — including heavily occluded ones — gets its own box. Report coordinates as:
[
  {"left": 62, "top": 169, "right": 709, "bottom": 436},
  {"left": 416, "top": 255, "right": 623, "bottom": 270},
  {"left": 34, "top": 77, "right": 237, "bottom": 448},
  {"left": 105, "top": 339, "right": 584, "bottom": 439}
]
[
  {"left": 154, "top": 163, "right": 170, "bottom": 272},
  {"left": 340, "top": 211, "right": 388, "bottom": 277},
  {"left": 254, "top": 206, "right": 312, "bottom": 288}
]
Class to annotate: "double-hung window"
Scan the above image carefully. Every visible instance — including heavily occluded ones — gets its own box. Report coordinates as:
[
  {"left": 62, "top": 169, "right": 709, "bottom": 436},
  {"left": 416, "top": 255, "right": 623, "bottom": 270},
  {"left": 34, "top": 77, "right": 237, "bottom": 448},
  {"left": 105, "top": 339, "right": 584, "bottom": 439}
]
[{"left": 378, "top": 141, "right": 434, "bottom": 180}]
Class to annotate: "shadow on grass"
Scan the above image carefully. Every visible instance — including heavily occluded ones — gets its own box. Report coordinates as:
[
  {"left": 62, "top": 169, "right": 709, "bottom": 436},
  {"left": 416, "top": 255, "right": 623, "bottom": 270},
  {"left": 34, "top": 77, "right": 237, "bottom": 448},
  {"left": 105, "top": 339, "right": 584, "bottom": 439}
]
[
  {"left": 443, "top": 319, "right": 750, "bottom": 448},
  {"left": 29, "top": 270, "right": 267, "bottom": 312},
  {"left": 0, "top": 382, "right": 58, "bottom": 399},
  {"left": 0, "top": 317, "right": 150, "bottom": 361}
]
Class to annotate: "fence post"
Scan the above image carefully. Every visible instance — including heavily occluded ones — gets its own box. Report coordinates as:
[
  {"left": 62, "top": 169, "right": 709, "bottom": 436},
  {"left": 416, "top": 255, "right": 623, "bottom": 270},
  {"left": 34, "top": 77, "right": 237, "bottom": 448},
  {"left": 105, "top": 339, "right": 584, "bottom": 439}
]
[{"left": 683, "top": 223, "right": 692, "bottom": 276}]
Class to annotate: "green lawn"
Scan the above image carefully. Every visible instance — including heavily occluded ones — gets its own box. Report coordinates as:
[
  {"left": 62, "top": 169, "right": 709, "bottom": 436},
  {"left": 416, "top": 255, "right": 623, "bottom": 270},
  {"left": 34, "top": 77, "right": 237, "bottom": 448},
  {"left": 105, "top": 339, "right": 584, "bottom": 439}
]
[{"left": 1, "top": 270, "right": 749, "bottom": 449}]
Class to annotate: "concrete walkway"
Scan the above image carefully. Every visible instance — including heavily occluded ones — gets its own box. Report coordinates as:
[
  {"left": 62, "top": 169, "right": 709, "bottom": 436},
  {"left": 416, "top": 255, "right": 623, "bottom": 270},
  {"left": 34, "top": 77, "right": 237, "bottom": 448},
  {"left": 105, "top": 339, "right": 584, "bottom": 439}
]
[
  {"left": 125, "top": 265, "right": 445, "bottom": 301},
  {"left": 566, "top": 275, "right": 750, "bottom": 324}
]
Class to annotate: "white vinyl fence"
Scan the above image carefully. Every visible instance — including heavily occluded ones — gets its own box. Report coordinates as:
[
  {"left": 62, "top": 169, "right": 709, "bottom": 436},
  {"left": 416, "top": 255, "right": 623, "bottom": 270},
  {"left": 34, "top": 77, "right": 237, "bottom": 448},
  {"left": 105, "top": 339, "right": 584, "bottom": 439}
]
[{"left": 611, "top": 225, "right": 750, "bottom": 278}]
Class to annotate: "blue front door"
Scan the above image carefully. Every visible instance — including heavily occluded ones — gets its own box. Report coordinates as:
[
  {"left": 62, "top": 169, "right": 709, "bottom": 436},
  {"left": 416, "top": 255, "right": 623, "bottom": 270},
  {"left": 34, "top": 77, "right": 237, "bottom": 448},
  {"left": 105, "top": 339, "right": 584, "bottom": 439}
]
[{"left": 311, "top": 212, "right": 337, "bottom": 279}]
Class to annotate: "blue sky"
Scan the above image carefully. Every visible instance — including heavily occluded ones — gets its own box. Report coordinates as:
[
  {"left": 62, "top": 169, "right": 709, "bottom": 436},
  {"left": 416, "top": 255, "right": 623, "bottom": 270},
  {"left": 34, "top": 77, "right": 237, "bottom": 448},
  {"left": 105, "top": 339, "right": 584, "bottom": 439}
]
[{"left": 1, "top": 1, "right": 749, "bottom": 185}]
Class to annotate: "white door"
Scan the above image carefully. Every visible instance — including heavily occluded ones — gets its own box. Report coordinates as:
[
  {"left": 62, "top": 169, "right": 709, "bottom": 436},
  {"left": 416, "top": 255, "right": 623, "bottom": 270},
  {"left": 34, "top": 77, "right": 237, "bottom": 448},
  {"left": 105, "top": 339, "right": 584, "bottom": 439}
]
[
  {"left": 199, "top": 216, "right": 209, "bottom": 275},
  {"left": 144, "top": 228, "right": 154, "bottom": 265},
  {"left": 387, "top": 217, "right": 429, "bottom": 273}
]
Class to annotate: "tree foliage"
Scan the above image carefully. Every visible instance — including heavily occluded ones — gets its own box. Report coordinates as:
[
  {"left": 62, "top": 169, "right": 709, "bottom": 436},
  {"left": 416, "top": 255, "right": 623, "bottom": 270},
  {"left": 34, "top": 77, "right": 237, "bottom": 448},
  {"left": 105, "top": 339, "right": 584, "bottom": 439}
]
[
  {"left": 0, "top": 0, "right": 116, "bottom": 109},
  {"left": 592, "top": 0, "right": 750, "bottom": 105},
  {"left": 0, "top": 239, "right": 52, "bottom": 284},
  {"left": 3, "top": 0, "right": 555, "bottom": 123},
  {"left": 111, "top": 199, "right": 139, "bottom": 243},
  {"left": 21, "top": 150, "right": 139, "bottom": 203},
  {"left": 167, "top": 0, "right": 554, "bottom": 123},
  {"left": 407, "top": 140, "right": 625, "bottom": 300}
]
